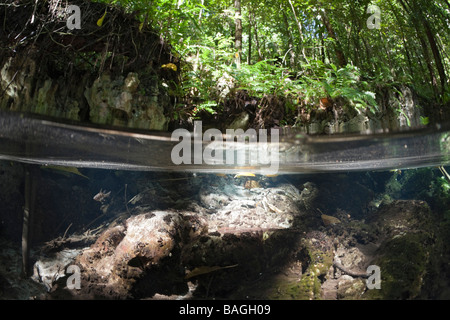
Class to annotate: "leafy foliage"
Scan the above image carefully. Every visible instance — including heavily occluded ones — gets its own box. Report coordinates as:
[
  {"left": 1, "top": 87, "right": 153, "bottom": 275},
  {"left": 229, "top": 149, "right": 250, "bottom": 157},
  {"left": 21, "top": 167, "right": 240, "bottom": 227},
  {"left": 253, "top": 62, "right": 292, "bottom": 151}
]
[{"left": 94, "top": 0, "right": 449, "bottom": 118}]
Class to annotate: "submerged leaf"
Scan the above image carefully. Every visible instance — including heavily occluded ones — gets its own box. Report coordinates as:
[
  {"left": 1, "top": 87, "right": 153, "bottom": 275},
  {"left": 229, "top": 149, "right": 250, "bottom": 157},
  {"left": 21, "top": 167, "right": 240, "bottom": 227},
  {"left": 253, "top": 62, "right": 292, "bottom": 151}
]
[
  {"left": 185, "top": 264, "right": 238, "bottom": 280},
  {"left": 244, "top": 180, "right": 261, "bottom": 189},
  {"left": 234, "top": 172, "right": 256, "bottom": 178},
  {"left": 41, "top": 165, "right": 89, "bottom": 179}
]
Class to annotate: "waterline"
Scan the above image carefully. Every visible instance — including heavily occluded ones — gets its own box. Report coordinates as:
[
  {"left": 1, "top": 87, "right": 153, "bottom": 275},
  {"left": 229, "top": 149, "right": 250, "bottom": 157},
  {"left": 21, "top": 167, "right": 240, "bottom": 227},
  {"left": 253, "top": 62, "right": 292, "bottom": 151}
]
[{"left": 171, "top": 121, "right": 280, "bottom": 175}]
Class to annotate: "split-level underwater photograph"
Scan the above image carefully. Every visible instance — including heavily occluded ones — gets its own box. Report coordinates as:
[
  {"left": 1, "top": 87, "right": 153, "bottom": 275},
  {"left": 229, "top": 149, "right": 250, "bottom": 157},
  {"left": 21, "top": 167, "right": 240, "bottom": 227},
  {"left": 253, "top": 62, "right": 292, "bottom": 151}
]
[{"left": 0, "top": 0, "right": 449, "bottom": 303}]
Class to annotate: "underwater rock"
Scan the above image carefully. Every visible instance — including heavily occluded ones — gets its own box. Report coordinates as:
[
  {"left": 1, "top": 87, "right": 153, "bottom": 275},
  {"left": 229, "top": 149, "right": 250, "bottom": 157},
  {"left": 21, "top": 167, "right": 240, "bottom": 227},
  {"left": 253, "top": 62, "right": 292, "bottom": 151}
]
[
  {"left": 298, "top": 182, "right": 319, "bottom": 209},
  {"left": 319, "top": 200, "right": 437, "bottom": 300},
  {"left": 72, "top": 211, "right": 187, "bottom": 298},
  {"left": 22, "top": 171, "right": 442, "bottom": 300},
  {"left": 0, "top": 239, "right": 48, "bottom": 300},
  {"left": 244, "top": 180, "right": 261, "bottom": 189},
  {"left": 313, "top": 199, "right": 437, "bottom": 300},
  {"left": 368, "top": 199, "right": 433, "bottom": 238},
  {"left": 200, "top": 181, "right": 303, "bottom": 233},
  {"left": 362, "top": 200, "right": 436, "bottom": 299},
  {"left": 32, "top": 249, "right": 82, "bottom": 292},
  {"left": 266, "top": 231, "right": 334, "bottom": 300},
  {"left": 50, "top": 177, "right": 305, "bottom": 299},
  {"left": 336, "top": 276, "right": 366, "bottom": 299},
  {"left": 262, "top": 198, "right": 437, "bottom": 300}
]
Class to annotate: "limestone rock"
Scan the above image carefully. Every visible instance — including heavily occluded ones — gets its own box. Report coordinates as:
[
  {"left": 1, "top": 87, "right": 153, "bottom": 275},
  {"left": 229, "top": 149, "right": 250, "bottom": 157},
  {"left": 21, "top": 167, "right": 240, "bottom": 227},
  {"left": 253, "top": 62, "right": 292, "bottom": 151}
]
[
  {"left": 32, "top": 249, "right": 82, "bottom": 292},
  {"left": 362, "top": 200, "right": 435, "bottom": 299},
  {"left": 199, "top": 181, "right": 303, "bottom": 232},
  {"left": 84, "top": 72, "right": 167, "bottom": 130},
  {"left": 336, "top": 277, "right": 366, "bottom": 299}
]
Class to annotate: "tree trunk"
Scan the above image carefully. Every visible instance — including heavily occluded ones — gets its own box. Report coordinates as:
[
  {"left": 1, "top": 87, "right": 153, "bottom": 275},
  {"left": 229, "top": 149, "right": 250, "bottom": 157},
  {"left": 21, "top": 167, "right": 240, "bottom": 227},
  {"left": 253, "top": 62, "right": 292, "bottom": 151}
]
[
  {"left": 388, "top": 1, "right": 414, "bottom": 77},
  {"left": 419, "top": 31, "right": 439, "bottom": 95},
  {"left": 253, "top": 16, "right": 262, "bottom": 61},
  {"left": 422, "top": 18, "right": 447, "bottom": 93},
  {"left": 282, "top": 9, "right": 296, "bottom": 67},
  {"left": 193, "top": 0, "right": 204, "bottom": 72},
  {"left": 288, "top": 0, "right": 307, "bottom": 62},
  {"left": 397, "top": 0, "right": 440, "bottom": 96},
  {"left": 320, "top": 9, "right": 347, "bottom": 67},
  {"left": 234, "top": 0, "right": 242, "bottom": 68},
  {"left": 320, "top": 31, "right": 326, "bottom": 63},
  {"left": 248, "top": 12, "right": 252, "bottom": 64}
]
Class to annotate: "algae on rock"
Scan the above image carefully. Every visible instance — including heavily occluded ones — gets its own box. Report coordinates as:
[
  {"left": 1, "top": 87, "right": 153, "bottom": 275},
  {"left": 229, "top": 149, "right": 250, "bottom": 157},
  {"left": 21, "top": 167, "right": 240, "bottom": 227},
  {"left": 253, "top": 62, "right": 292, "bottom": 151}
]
[
  {"left": 0, "top": 0, "right": 178, "bottom": 130},
  {"left": 84, "top": 72, "right": 167, "bottom": 130}
]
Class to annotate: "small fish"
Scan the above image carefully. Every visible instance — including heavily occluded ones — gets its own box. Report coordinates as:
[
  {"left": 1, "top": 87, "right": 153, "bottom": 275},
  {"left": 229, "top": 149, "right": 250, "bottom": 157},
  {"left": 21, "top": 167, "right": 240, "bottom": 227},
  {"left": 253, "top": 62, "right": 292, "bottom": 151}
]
[
  {"left": 321, "top": 214, "right": 341, "bottom": 226},
  {"left": 93, "top": 189, "right": 111, "bottom": 203}
]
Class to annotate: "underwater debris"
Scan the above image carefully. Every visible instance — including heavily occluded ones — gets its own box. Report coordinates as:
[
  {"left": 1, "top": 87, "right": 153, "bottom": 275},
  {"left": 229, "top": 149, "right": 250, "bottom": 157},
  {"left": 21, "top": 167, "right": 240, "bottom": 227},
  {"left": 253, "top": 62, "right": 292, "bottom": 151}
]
[
  {"left": 244, "top": 180, "right": 261, "bottom": 189},
  {"left": 265, "top": 201, "right": 283, "bottom": 214},
  {"left": 185, "top": 264, "right": 239, "bottom": 280},
  {"left": 93, "top": 189, "right": 111, "bottom": 203},
  {"left": 215, "top": 173, "right": 227, "bottom": 177}
]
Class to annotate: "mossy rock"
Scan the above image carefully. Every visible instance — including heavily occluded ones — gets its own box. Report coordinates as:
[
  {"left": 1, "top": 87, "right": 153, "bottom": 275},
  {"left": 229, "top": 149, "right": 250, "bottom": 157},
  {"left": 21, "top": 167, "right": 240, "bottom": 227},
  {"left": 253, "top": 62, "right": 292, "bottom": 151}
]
[
  {"left": 337, "top": 278, "right": 366, "bottom": 300},
  {"left": 267, "top": 233, "right": 333, "bottom": 300},
  {"left": 362, "top": 233, "right": 431, "bottom": 299},
  {"left": 269, "top": 272, "right": 321, "bottom": 300}
]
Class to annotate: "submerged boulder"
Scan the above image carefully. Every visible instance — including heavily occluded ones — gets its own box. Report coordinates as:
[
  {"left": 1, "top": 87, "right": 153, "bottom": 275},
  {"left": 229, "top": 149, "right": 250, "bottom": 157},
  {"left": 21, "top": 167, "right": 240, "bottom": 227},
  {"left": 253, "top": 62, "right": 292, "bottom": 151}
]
[
  {"left": 38, "top": 177, "right": 306, "bottom": 299},
  {"left": 362, "top": 200, "right": 436, "bottom": 299},
  {"left": 73, "top": 211, "right": 203, "bottom": 298}
]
